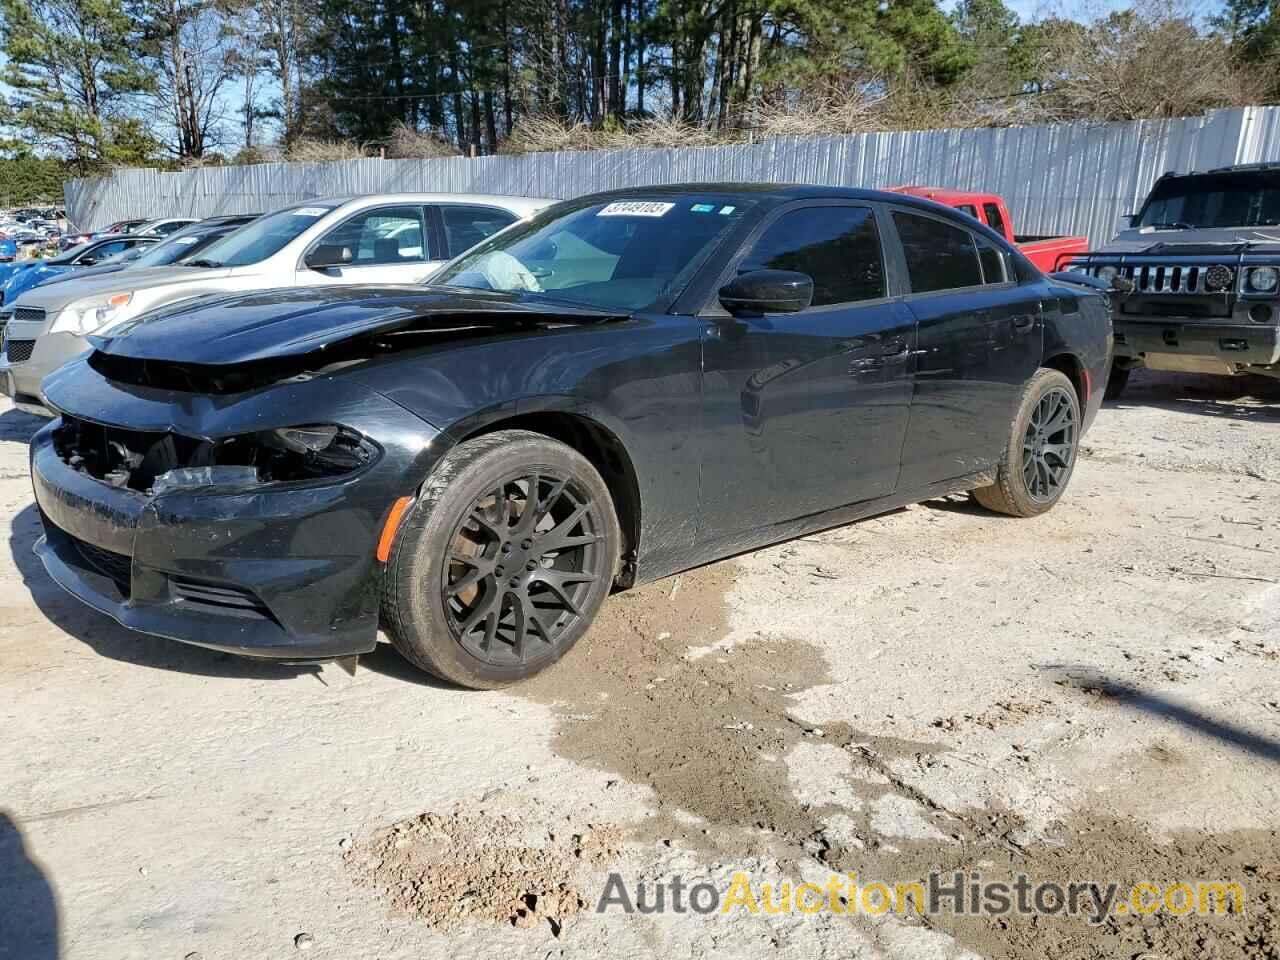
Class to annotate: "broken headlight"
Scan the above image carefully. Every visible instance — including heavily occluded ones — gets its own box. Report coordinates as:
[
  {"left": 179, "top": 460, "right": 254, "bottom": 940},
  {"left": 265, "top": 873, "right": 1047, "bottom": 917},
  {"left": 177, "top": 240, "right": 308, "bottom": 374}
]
[{"left": 256, "top": 424, "right": 380, "bottom": 480}]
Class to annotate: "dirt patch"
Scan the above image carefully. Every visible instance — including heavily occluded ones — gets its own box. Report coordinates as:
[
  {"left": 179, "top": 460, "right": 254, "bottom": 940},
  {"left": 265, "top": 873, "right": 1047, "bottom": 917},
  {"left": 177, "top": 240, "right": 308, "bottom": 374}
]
[
  {"left": 521, "top": 560, "right": 939, "bottom": 858},
  {"left": 344, "top": 811, "right": 621, "bottom": 936},
  {"left": 833, "top": 809, "right": 1279, "bottom": 960},
  {"left": 517, "top": 558, "right": 1279, "bottom": 959},
  {"left": 932, "top": 698, "right": 1053, "bottom": 732}
]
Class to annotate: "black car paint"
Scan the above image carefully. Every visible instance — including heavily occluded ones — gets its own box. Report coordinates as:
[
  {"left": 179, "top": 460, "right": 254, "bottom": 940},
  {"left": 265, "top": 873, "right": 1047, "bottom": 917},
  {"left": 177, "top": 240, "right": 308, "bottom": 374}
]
[{"left": 32, "top": 184, "right": 1110, "bottom": 662}]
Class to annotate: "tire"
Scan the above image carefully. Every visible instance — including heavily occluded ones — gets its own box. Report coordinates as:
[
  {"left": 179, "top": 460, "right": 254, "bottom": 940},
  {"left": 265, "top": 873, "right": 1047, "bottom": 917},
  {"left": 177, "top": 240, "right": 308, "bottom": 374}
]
[
  {"left": 1104, "top": 362, "right": 1131, "bottom": 401},
  {"left": 382, "top": 429, "right": 621, "bottom": 689},
  {"left": 972, "top": 368, "right": 1081, "bottom": 518}
]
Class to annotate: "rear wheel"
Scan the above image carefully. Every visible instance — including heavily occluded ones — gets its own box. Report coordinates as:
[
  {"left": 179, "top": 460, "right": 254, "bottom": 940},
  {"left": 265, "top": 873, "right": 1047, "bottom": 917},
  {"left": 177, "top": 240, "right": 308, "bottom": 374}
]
[
  {"left": 382, "top": 430, "right": 620, "bottom": 689},
  {"left": 973, "top": 368, "right": 1080, "bottom": 518}
]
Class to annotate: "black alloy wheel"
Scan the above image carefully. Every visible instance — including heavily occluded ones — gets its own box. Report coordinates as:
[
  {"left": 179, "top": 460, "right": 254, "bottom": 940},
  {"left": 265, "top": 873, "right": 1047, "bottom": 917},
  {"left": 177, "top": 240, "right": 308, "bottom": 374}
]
[
  {"left": 382, "top": 429, "right": 620, "bottom": 688},
  {"left": 973, "top": 367, "right": 1081, "bottom": 518},
  {"left": 443, "top": 472, "right": 602, "bottom": 666},
  {"left": 1021, "top": 386, "right": 1077, "bottom": 503}
]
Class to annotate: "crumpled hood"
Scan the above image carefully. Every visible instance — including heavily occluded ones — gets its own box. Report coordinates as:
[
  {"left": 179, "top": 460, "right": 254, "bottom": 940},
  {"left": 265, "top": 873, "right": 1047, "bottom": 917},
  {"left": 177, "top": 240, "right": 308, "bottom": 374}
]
[
  {"left": 1099, "top": 225, "right": 1280, "bottom": 254},
  {"left": 89, "top": 285, "right": 627, "bottom": 365},
  {"left": 12, "top": 264, "right": 233, "bottom": 311}
]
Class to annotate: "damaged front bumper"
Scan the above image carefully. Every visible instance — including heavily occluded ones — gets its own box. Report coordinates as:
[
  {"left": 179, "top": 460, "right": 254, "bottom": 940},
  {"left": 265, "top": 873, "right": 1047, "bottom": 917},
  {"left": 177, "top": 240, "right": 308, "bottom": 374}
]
[{"left": 30, "top": 362, "right": 440, "bottom": 661}]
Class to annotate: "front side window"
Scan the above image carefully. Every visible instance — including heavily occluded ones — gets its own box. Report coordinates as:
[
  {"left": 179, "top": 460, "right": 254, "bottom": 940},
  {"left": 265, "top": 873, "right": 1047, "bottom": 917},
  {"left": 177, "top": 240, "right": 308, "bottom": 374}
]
[
  {"left": 894, "top": 211, "right": 982, "bottom": 293},
  {"left": 957, "top": 204, "right": 978, "bottom": 220},
  {"left": 738, "top": 205, "right": 885, "bottom": 307},
  {"left": 322, "top": 205, "right": 426, "bottom": 265},
  {"left": 441, "top": 205, "right": 517, "bottom": 258},
  {"left": 435, "top": 196, "right": 753, "bottom": 310}
]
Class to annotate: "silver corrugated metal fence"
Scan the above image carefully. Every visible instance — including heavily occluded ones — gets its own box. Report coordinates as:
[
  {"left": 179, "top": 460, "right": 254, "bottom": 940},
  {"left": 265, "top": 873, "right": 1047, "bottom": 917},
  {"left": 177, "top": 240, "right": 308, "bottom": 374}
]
[{"left": 63, "top": 106, "right": 1280, "bottom": 244}]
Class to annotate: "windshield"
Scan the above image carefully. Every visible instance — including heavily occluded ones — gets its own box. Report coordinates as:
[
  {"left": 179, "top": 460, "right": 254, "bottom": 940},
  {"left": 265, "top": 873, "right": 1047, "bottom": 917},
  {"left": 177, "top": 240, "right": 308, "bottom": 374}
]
[
  {"left": 132, "top": 229, "right": 226, "bottom": 267},
  {"left": 94, "top": 249, "right": 142, "bottom": 266},
  {"left": 1136, "top": 171, "right": 1280, "bottom": 229},
  {"left": 191, "top": 203, "right": 338, "bottom": 267},
  {"left": 432, "top": 196, "right": 754, "bottom": 309},
  {"left": 48, "top": 243, "right": 91, "bottom": 265}
]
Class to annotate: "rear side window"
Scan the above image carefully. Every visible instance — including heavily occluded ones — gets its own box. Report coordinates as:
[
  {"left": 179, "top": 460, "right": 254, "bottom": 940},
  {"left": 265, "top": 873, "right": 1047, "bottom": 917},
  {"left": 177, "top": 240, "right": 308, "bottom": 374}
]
[
  {"left": 893, "top": 212, "right": 982, "bottom": 293},
  {"left": 976, "top": 236, "right": 1006, "bottom": 284},
  {"left": 441, "top": 205, "right": 518, "bottom": 258},
  {"left": 739, "top": 205, "right": 885, "bottom": 307},
  {"left": 957, "top": 204, "right": 978, "bottom": 219},
  {"left": 983, "top": 202, "right": 1008, "bottom": 237}
]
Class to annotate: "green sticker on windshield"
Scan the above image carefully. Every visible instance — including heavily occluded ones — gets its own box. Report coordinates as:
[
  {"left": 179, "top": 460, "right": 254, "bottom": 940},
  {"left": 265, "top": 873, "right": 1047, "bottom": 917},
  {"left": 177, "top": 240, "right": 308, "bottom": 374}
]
[
  {"left": 690, "top": 203, "right": 715, "bottom": 213},
  {"left": 719, "top": 205, "right": 736, "bottom": 215}
]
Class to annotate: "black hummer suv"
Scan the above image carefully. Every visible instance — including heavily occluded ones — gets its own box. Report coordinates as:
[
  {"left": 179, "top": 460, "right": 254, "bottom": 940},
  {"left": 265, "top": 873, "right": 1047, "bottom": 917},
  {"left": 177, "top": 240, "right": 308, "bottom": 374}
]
[{"left": 1070, "top": 163, "right": 1280, "bottom": 399}]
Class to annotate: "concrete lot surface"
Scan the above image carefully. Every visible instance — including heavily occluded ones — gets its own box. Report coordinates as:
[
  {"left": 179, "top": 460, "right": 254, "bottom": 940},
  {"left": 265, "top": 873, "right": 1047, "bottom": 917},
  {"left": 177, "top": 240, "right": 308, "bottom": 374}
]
[{"left": 2, "top": 368, "right": 1277, "bottom": 959}]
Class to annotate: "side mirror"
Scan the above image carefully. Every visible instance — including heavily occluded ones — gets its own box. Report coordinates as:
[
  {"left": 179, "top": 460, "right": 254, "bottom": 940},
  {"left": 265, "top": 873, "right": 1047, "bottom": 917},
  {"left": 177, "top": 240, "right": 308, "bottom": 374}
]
[
  {"left": 719, "top": 269, "right": 814, "bottom": 316},
  {"left": 305, "top": 244, "right": 353, "bottom": 270},
  {"left": 78, "top": 256, "right": 97, "bottom": 266}
]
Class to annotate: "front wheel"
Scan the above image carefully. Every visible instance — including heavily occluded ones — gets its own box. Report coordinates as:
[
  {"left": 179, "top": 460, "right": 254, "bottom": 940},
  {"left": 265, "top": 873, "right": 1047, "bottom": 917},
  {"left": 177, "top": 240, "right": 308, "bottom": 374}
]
[
  {"left": 382, "top": 429, "right": 621, "bottom": 689},
  {"left": 972, "top": 368, "right": 1081, "bottom": 518}
]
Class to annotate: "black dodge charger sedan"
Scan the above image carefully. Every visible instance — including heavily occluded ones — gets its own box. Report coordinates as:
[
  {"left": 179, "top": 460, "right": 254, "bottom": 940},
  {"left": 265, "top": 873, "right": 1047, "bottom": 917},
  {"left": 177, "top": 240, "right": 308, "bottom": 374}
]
[{"left": 31, "top": 185, "right": 1110, "bottom": 687}]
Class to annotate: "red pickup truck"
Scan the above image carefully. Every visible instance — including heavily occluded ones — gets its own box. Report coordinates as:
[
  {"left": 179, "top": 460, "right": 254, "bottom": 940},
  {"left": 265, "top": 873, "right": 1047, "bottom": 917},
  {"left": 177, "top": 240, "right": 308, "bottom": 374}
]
[{"left": 888, "top": 187, "right": 1088, "bottom": 274}]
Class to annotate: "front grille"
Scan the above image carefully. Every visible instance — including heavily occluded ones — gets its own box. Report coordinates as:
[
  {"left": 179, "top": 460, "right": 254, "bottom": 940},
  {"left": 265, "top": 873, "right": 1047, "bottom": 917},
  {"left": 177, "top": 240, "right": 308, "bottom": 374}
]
[
  {"left": 5, "top": 338, "right": 34, "bottom": 363},
  {"left": 1119, "top": 263, "right": 1233, "bottom": 294},
  {"left": 70, "top": 536, "right": 133, "bottom": 594},
  {"left": 170, "top": 577, "right": 274, "bottom": 619},
  {"left": 13, "top": 307, "right": 46, "bottom": 324}
]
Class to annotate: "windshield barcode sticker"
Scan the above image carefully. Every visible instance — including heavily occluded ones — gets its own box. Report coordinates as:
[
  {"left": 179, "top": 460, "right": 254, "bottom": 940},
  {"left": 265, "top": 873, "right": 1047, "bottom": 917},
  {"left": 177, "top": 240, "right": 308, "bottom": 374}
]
[
  {"left": 292, "top": 207, "right": 329, "bottom": 217},
  {"left": 597, "top": 201, "right": 675, "bottom": 218},
  {"left": 173, "top": 236, "right": 200, "bottom": 244}
]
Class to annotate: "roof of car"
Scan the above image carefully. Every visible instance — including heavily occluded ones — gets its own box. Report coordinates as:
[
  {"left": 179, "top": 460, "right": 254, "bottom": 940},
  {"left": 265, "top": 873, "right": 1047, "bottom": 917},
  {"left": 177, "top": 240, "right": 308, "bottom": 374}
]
[
  {"left": 76, "top": 233, "right": 156, "bottom": 247},
  {"left": 200, "top": 214, "right": 260, "bottom": 224},
  {"left": 319, "top": 193, "right": 555, "bottom": 215},
  {"left": 885, "top": 186, "right": 993, "bottom": 205},
  {"left": 1168, "top": 162, "right": 1280, "bottom": 177},
  {"left": 565, "top": 182, "right": 997, "bottom": 215}
]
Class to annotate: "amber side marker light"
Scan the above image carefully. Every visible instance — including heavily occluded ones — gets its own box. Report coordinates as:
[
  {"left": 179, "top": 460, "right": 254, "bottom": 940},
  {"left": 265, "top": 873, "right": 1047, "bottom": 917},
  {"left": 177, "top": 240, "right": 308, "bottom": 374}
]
[{"left": 377, "top": 496, "right": 414, "bottom": 562}]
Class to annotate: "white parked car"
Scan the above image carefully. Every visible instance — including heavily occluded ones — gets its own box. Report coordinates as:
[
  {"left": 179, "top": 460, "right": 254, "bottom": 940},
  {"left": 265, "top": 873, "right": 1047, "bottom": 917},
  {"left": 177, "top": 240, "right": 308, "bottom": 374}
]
[{"left": 0, "top": 193, "right": 554, "bottom": 415}]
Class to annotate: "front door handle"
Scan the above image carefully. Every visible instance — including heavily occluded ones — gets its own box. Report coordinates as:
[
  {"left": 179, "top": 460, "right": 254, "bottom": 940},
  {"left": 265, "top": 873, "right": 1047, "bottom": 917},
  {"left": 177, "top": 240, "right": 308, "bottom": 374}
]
[
  {"left": 1012, "top": 314, "right": 1036, "bottom": 331},
  {"left": 849, "top": 343, "right": 924, "bottom": 371}
]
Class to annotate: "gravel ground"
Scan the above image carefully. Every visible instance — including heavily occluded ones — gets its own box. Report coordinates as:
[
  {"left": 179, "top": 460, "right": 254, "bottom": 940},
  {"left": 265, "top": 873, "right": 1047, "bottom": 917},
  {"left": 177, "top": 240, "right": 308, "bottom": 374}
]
[{"left": 1, "top": 367, "right": 1278, "bottom": 960}]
